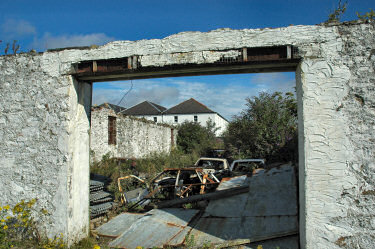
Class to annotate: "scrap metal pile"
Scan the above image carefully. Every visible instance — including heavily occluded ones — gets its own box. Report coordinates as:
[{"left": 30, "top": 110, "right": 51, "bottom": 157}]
[
  {"left": 90, "top": 174, "right": 115, "bottom": 217},
  {"left": 118, "top": 158, "right": 265, "bottom": 210},
  {"left": 96, "top": 163, "right": 299, "bottom": 249}
]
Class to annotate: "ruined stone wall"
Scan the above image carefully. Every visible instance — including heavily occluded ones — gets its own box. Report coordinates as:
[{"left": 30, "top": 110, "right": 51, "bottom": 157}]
[
  {"left": 0, "top": 21, "right": 374, "bottom": 248},
  {"left": 332, "top": 23, "right": 375, "bottom": 248},
  {"left": 90, "top": 107, "right": 176, "bottom": 160},
  {"left": 0, "top": 54, "right": 91, "bottom": 243},
  {"left": 296, "top": 22, "right": 375, "bottom": 249}
]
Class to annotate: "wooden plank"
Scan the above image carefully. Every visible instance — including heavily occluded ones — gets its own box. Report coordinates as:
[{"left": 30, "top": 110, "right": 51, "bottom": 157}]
[
  {"left": 242, "top": 47, "right": 248, "bottom": 62},
  {"left": 132, "top": 56, "right": 138, "bottom": 69},
  {"left": 92, "top": 61, "right": 97, "bottom": 72},
  {"left": 287, "top": 45, "right": 292, "bottom": 59},
  {"left": 127, "top": 57, "right": 132, "bottom": 69}
]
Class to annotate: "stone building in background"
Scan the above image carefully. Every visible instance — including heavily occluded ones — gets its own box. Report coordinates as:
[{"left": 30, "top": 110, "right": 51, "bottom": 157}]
[{"left": 90, "top": 103, "right": 177, "bottom": 161}]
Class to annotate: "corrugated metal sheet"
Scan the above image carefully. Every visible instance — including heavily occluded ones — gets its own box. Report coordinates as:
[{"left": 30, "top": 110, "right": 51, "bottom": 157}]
[
  {"left": 217, "top": 175, "right": 248, "bottom": 190},
  {"left": 190, "top": 164, "right": 298, "bottom": 247},
  {"left": 96, "top": 212, "right": 144, "bottom": 238},
  {"left": 190, "top": 216, "right": 298, "bottom": 245},
  {"left": 97, "top": 164, "right": 298, "bottom": 248},
  {"left": 109, "top": 208, "right": 199, "bottom": 249},
  {"left": 204, "top": 166, "right": 297, "bottom": 218}
]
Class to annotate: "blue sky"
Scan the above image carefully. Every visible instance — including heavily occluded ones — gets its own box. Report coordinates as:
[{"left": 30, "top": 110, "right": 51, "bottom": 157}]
[{"left": 1, "top": 0, "right": 373, "bottom": 119}]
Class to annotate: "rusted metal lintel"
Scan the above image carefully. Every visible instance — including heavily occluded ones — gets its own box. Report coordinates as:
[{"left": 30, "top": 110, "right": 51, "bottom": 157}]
[
  {"left": 244, "top": 45, "right": 294, "bottom": 62},
  {"left": 76, "top": 60, "right": 299, "bottom": 82},
  {"left": 75, "top": 57, "right": 131, "bottom": 74},
  {"left": 73, "top": 45, "right": 298, "bottom": 81}
]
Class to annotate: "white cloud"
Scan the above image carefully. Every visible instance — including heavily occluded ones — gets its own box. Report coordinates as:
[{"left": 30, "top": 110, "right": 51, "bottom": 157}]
[
  {"left": 0, "top": 18, "right": 115, "bottom": 51},
  {"left": 251, "top": 72, "right": 296, "bottom": 93},
  {"left": 1, "top": 19, "right": 36, "bottom": 39},
  {"left": 32, "top": 32, "right": 115, "bottom": 51},
  {"left": 92, "top": 80, "right": 180, "bottom": 108},
  {"left": 170, "top": 80, "right": 252, "bottom": 120}
]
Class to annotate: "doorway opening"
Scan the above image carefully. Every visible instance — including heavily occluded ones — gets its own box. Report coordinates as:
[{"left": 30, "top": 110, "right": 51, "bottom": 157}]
[
  {"left": 89, "top": 72, "right": 300, "bottom": 247},
  {"left": 73, "top": 45, "right": 302, "bottom": 248}
]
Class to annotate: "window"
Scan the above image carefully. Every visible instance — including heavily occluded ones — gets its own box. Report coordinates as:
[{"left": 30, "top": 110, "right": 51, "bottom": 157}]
[
  {"left": 194, "top": 115, "right": 198, "bottom": 122},
  {"left": 108, "top": 116, "right": 117, "bottom": 145},
  {"left": 174, "top": 116, "right": 178, "bottom": 123},
  {"left": 154, "top": 117, "right": 157, "bottom": 122}
]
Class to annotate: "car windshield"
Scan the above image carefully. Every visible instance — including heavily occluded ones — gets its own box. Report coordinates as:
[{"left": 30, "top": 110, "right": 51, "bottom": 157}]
[{"left": 196, "top": 160, "right": 224, "bottom": 170}]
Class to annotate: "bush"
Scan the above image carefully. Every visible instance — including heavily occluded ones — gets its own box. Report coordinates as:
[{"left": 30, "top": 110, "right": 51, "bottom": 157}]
[
  {"left": 224, "top": 91, "right": 298, "bottom": 163},
  {"left": 0, "top": 199, "right": 67, "bottom": 249},
  {"left": 176, "top": 120, "right": 218, "bottom": 155},
  {"left": 0, "top": 200, "right": 107, "bottom": 249}
]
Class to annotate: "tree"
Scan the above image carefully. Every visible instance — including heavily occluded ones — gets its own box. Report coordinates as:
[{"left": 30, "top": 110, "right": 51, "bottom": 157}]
[
  {"left": 177, "top": 120, "right": 218, "bottom": 155},
  {"left": 224, "top": 91, "right": 297, "bottom": 162}
]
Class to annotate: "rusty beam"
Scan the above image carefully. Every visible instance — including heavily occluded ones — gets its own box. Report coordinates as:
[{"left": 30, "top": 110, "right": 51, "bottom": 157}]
[
  {"left": 76, "top": 60, "right": 299, "bottom": 82},
  {"left": 76, "top": 57, "right": 129, "bottom": 74},
  {"left": 244, "top": 45, "right": 293, "bottom": 62},
  {"left": 154, "top": 185, "right": 249, "bottom": 209},
  {"left": 73, "top": 46, "right": 299, "bottom": 82}
]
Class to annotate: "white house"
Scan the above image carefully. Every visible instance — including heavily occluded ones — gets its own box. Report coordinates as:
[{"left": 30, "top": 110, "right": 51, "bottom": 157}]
[
  {"left": 123, "top": 98, "right": 228, "bottom": 136},
  {"left": 120, "top": 101, "right": 166, "bottom": 122}
]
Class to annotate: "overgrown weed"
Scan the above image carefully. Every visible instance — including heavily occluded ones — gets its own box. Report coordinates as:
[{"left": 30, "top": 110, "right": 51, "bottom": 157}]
[
  {"left": 90, "top": 150, "right": 199, "bottom": 203},
  {"left": 0, "top": 200, "right": 106, "bottom": 249}
]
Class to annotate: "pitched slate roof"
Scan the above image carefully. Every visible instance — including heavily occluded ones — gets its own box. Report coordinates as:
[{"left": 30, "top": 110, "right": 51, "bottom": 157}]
[
  {"left": 98, "top": 103, "right": 127, "bottom": 113},
  {"left": 123, "top": 101, "right": 167, "bottom": 115},
  {"left": 164, "top": 98, "right": 215, "bottom": 115}
]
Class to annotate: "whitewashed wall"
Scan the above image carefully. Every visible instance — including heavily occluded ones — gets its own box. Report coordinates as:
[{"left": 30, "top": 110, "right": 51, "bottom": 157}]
[
  {"left": 162, "top": 113, "right": 228, "bottom": 136},
  {"left": 132, "top": 113, "right": 228, "bottom": 136},
  {"left": 0, "top": 55, "right": 91, "bottom": 244},
  {"left": 90, "top": 107, "right": 176, "bottom": 160}
]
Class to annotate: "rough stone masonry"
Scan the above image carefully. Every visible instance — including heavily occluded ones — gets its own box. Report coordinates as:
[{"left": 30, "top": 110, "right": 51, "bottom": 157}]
[
  {"left": 90, "top": 105, "right": 177, "bottom": 160},
  {"left": 0, "top": 21, "right": 374, "bottom": 248}
]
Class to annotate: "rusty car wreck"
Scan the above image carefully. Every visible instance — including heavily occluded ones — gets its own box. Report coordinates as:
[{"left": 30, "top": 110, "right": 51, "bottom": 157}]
[{"left": 94, "top": 160, "right": 298, "bottom": 249}]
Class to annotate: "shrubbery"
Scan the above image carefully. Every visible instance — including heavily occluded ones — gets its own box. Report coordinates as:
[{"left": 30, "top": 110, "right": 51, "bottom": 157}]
[
  {"left": 224, "top": 91, "right": 298, "bottom": 163},
  {"left": 176, "top": 120, "right": 219, "bottom": 155},
  {"left": 0, "top": 200, "right": 103, "bottom": 249}
]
